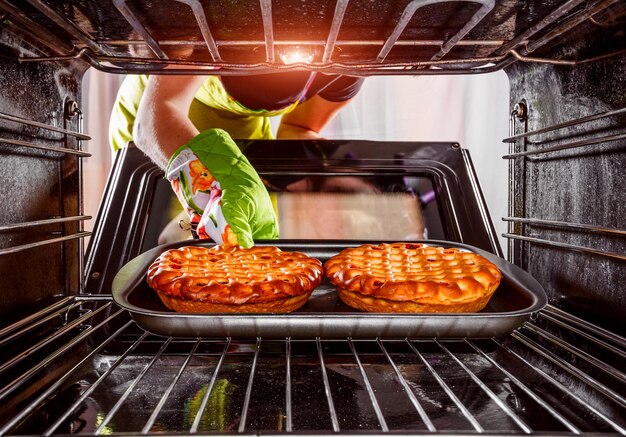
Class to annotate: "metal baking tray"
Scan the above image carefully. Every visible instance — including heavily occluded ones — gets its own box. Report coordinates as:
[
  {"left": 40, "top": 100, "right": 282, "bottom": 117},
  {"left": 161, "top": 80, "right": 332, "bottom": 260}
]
[{"left": 112, "top": 240, "right": 547, "bottom": 339}]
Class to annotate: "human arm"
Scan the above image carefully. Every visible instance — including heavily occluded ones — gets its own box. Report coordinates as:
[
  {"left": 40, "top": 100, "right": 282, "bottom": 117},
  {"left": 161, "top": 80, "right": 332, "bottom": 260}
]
[
  {"left": 134, "top": 75, "right": 206, "bottom": 168},
  {"left": 277, "top": 94, "right": 352, "bottom": 139},
  {"left": 134, "top": 76, "right": 278, "bottom": 247}
]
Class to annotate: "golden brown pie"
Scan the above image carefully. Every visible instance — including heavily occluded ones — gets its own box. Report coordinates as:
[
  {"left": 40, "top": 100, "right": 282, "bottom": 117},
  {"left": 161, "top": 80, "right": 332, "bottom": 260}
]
[
  {"left": 324, "top": 242, "right": 502, "bottom": 313},
  {"left": 147, "top": 245, "right": 323, "bottom": 313}
]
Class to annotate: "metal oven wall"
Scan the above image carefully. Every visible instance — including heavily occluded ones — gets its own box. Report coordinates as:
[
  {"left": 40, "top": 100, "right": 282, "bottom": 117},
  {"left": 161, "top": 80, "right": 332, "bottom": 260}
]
[
  {"left": 505, "top": 54, "right": 626, "bottom": 331},
  {"left": 0, "top": 46, "right": 87, "bottom": 323}
]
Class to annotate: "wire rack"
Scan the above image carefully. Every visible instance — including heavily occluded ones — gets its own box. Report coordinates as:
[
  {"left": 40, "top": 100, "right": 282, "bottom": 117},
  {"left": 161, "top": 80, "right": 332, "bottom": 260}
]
[
  {"left": 2, "top": 0, "right": 625, "bottom": 75},
  {"left": 0, "top": 108, "right": 91, "bottom": 292},
  {"left": 0, "top": 296, "right": 623, "bottom": 435},
  {"left": 504, "top": 105, "right": 626, "bottom": 264}
]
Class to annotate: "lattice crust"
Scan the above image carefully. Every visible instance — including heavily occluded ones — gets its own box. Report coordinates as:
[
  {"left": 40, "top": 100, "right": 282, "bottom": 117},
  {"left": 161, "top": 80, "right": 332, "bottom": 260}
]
[
  {"left": 324, "top": 243, "right": 502, "bottom": 312},
  {"left": 147, "top": 245, "right": 324, "bottom": 306}
]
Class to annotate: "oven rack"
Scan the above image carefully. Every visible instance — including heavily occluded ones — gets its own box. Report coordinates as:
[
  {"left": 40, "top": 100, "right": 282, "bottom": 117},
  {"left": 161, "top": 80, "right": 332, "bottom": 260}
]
[
  {"left": 0, "top": 109, "right": 92, "bottom": 291},
  {"left": 503, "top": 105, "right": 626, "bottom": 264},
  {"left": 0, "top": 295, "right": 623, "bottom": 435},
  {"left": 3, "top": 0, "right": 625, "bottom": 75}
]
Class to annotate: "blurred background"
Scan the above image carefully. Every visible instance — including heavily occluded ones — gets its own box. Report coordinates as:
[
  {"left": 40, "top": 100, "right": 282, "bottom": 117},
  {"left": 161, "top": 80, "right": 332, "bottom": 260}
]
[{"left": 81, "top": 70, "right": 509, "bottom": 251}]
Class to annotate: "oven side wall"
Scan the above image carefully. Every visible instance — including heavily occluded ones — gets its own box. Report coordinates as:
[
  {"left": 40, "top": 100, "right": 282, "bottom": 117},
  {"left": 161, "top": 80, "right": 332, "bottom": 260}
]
[
  {"left": 0, "top": 36, "right": 87, "bottom": 324},
  {"left": 506, "top": 56, "right": 626, "bottom": 331}
]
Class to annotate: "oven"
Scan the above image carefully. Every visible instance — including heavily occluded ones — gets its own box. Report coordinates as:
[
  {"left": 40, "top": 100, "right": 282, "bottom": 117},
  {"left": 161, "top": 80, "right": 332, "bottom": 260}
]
[{"left": 0, "top": 0, "right": 624, "bottom": 435}]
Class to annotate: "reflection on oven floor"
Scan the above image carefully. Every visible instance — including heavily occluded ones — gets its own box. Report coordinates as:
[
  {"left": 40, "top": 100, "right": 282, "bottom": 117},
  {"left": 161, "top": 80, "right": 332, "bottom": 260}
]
[{"left": 9, "top": 330, "right": 624, "bottom": 435}]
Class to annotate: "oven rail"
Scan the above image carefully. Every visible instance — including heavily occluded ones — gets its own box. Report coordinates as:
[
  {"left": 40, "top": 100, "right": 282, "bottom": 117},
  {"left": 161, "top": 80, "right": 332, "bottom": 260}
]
[
  {"left": 4, "top": 0, "right": 625, "bottom": 75},
  {"left": 0, "top": 296, "right": 623, "bottom": 435}
]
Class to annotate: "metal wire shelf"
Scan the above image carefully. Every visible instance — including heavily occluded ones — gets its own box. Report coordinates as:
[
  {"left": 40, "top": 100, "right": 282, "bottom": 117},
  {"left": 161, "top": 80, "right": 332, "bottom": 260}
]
[
  {"left": 502, "top": 217, "right": 626, "bottom": 237},
  {"left": 502, "top": 132, "right": 626, "bottom": 159},
  {"left": 0, "top": 138, "right": 92, "bottom": 157},
  {"left": 502, "top": 233, "right": 626, "bottom": 262},
  {"left": 3, "top": 0, "right": 624, "bottom": 75},
  {"left": 0, "top": 296, "right": 623, "bottom": 435},
  {"left": 0, "top": 112, "right": 90, "bottom": 141},
  {"left": 0, "top": 105, "right": 91, "bottom": 295},
  {"left": 0, "top": 216, "right": 92, "bottom": 233},
  {"left": 503, "top": 107, "right": 626, "bottom": 143},
  {"left": 503, "top": 101, "right": 626, "bottom": 264}
]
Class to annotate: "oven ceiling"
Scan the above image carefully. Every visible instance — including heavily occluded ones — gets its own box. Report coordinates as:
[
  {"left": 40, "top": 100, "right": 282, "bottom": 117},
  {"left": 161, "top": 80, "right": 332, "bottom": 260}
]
[{"left": 1, "top": 0, "right": 625, "bottom": 74}]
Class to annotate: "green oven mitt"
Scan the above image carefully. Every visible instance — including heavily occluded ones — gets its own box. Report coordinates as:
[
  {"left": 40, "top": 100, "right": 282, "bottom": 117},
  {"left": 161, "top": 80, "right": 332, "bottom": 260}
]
[{"left": 165, "top": 128, "right": 278, "bottom": 248}]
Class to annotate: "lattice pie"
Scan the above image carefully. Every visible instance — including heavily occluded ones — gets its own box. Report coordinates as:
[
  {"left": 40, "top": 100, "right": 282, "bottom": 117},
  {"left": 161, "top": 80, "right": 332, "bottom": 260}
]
[
  {"left": 324, "top": 242, "right": 502, "bottom": 313},
  {"left": 147, "top": 245, "right": 323, "bottom": 313}
]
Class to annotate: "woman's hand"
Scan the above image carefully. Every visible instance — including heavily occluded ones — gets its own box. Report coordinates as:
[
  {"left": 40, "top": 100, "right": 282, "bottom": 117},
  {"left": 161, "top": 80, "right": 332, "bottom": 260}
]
[{"left": 166, "top": 129, "right": 278, "bottom": 247}]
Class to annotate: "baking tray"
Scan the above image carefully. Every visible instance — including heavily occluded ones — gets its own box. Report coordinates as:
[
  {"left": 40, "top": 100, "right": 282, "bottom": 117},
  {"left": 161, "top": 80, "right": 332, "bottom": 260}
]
[{"left": 112, "top": 240, "right": 547, "bottom": 339}]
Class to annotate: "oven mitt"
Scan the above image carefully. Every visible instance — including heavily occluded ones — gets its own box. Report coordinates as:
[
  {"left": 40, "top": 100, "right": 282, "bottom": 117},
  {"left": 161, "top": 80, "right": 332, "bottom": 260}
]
[{"left": 165, "top": 128, "right": 278, "bottom": 248}]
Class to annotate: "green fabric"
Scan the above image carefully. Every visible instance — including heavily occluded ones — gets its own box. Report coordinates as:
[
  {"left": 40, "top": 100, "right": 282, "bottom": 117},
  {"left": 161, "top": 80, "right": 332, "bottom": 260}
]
[{"left": 169, "top": 128, "right": 279, "bottom": 247}]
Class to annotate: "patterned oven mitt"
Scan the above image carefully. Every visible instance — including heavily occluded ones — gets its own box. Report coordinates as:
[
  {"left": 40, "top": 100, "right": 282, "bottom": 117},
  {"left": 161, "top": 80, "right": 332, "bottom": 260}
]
[{"left": 165, "top": 128, "right": 278, "bottom": 247}]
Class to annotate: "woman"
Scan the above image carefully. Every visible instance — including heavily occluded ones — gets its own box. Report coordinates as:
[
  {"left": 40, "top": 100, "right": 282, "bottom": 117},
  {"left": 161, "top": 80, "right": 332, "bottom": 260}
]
[{"left": 109, "top": 72, "right": 364, "bottom": 246}]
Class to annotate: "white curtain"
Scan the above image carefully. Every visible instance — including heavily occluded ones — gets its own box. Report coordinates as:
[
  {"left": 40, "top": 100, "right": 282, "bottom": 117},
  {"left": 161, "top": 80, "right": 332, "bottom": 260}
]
[
  {"left": 82, "top": 69, "right": 125, "bottom": 234},
  {"left": 82, "top": 70, "right": 509, "bottom": 251},
  {"left": 322, "top": 72, "right": 510, "bottom": 252}
]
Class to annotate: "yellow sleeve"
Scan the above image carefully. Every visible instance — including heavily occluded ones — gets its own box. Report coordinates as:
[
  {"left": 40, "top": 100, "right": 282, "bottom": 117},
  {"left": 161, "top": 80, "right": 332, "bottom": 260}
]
[
  {"left": 108, "top": 74, "right": 276, "bottom": 153},
  {"left": 108, "top": 74, "right": 149, "bottom": 152}
]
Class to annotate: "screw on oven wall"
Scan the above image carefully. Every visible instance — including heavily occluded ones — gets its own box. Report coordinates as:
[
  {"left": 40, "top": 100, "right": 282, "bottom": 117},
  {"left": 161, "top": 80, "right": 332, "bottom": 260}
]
[
  {"left": 513, "top": 101, "right": 528, "bottom": 121},
  {"left": 64, "top": 99, "right": 81, "bottom": 119},
  {"left": 91, "top": 272, "right": 101, "bottom": 280},
  {"left": 452, "top": 143, "right": 460, "bottom": 149}
]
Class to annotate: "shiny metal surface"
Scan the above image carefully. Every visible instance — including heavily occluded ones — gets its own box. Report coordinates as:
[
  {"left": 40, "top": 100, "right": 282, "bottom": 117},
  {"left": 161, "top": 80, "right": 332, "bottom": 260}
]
[
  {"left": 502, "top": 132, "right": 626, "bottom": 159},
  {"left": 4, "top": 0, "right": 624, "bottom": 74},
  {"left": 322, "top": 0, "right": 349, "bottom": 63},
  {"left": 0, "top": 298, "right": 623, "bottom": 435},
  {"left": 502, "top": 217, "right": 626, "bottom": 237},
  {"left": 505, "top": 58, "right": 626, "bottom": 330},
  {"left": 0, "top": 216, "right": 91, "bottom": 232},
  {"left": 0, "top": 112, "right": 90, "bottom": 140},
  {"left": 502, "top": 234, "right": 626, "bottom": 262},
  {"left": 18, "top": 47, "right": 620, "bottom": 75},
  {"left": 112, "top": 0, "right": 167, "bottom": 60},
  {"left": 375, "top": 0, "right": 495, "bottom": 63},
  {"left": 260, "top": 0, "right": 275, "bottom": 63},
  {"left": 0, "top": 137, "right": 91, "bottom": 157},
  {"left": 503, "top": 107, "right": 626, "bottom": 143},
  {"left": 173, "top": 0, "right": 222, "bottom": 62},
  {"left": 0, "top": 232, "right": 91, "bottom": 257}
]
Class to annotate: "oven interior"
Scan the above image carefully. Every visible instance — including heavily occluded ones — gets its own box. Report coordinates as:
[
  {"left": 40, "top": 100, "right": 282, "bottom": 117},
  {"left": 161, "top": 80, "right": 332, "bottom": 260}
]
[{"left": 0, "top": 0, "right": 624, "bottom": 435}]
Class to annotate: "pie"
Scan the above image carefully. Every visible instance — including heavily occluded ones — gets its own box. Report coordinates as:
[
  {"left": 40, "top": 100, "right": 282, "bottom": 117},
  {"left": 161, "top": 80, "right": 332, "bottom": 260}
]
[
  {"left": 147, "top": 245, "right": 323, "bottom": 313},
  {"left": 324, "top": 242, "right": 502, "bottom": 313}
]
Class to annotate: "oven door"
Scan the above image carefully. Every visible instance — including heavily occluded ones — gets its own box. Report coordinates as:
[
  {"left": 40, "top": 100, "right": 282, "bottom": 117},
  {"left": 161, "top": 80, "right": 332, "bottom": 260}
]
[{"left": 84, "top": 139, "right": 501, "bottom": 295}]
